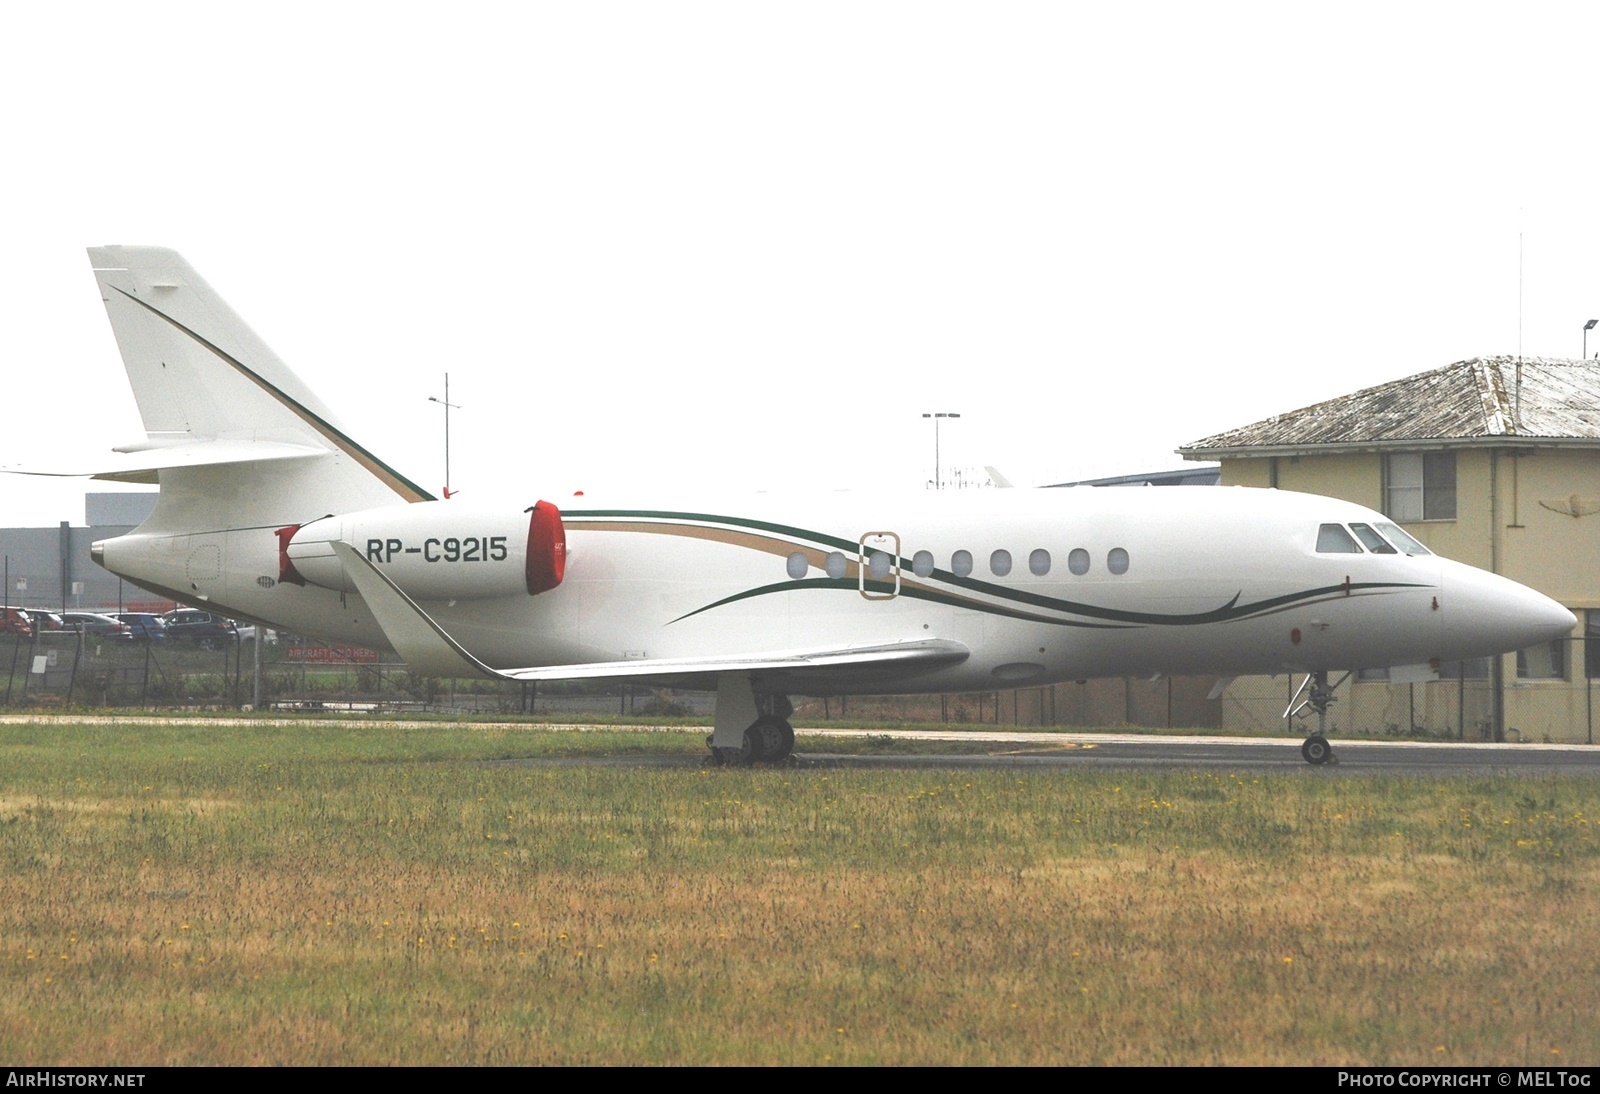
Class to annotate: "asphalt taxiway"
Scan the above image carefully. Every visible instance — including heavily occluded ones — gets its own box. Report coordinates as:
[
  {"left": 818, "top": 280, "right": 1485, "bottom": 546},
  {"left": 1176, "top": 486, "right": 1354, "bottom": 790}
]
[
  {"left": 5, "top": 715, "right": 1597, "bottom": 773},
  {"left": 788, "top": 728, "right": 1600, "bottom": 774}
]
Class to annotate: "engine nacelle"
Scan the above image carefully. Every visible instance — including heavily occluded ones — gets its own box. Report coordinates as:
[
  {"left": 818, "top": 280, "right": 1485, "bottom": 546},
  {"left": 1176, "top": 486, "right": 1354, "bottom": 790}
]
[{"left": 279, "top": 500, "right": 566, "bottom": 599}]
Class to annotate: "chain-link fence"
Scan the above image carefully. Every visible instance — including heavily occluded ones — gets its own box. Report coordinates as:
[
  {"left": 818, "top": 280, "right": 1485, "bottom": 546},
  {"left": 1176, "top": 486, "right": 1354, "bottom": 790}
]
[
  {"left": 0, "top": 632, "right": 717, "bottom": 717},
  {"left": 6, "top": 630, "right": 1596, "bottom": 741}
]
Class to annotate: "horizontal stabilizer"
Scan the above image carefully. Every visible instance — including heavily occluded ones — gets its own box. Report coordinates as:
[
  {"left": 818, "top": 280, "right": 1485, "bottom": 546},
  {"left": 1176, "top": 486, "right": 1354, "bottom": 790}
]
[
  {"left": 330, "top": 541, "right": 970, "bottom": 685},
  {"left": 2, "top": 439, "right": 329, "bottom": 484}
]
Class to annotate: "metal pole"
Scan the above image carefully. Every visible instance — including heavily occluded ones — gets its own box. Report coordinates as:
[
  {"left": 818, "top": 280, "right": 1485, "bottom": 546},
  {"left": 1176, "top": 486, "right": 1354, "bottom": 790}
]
[
  {"left": 429, "top": 374, "right": 461, "bottom": 498},
  {"left": 252, "top": 628, "right": 263, "bottom": 710},
  {"left": 1586, "top": 624, "right": 1593, "bottom": 745},
  {"left": 921, "top": 413, "right": 961, "bottom": 490},
  {"left": 5, "top": 629, "right": 18, "bottom": 706},
  {"left": 66, "top": 627, "right": 84, "bottom": 705}
]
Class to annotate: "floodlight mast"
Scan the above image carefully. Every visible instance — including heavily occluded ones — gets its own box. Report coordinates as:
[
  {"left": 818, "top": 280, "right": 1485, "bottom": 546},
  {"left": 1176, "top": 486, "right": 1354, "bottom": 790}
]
[
  {"left": 922, "top": 412, "right": 961, "bottom": 490},
  {"left": 428, "top": 373, "right": 461, "bottom": 498}
]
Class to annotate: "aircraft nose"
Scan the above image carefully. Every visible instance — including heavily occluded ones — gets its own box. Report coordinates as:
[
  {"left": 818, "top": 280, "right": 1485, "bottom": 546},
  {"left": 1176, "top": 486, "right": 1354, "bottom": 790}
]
[{"left": 1440, "top": 561, "right": 1575, "bottom": 659}]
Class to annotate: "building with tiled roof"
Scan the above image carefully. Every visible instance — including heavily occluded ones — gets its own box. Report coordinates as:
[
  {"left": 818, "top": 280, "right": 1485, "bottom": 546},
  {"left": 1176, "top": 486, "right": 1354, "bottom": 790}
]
[
  {"left": 1182, "top": 357, "right": 1600, "bottom": 456},
  {"left": 1173, "top": 356, "right": 1599, "bottom": 744}
]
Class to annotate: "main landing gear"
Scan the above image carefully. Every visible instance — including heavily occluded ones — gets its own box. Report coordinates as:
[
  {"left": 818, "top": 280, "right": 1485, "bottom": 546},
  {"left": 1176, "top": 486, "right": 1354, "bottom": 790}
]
[
  {"left": 1286, "top": 670, "right": 1348, "bottom": 766},
  {"left": 710, "top": 713, "right": 796, "bottom": 765},
  {"left": 708, "top": 679, "right": 796, "bottom": 765}
]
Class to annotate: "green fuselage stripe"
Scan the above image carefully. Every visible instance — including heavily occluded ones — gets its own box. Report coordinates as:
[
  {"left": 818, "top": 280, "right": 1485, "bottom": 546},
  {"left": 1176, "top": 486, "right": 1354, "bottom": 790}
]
[{"left": 565, "top": 509, "right": 1427, "bottom": 628}]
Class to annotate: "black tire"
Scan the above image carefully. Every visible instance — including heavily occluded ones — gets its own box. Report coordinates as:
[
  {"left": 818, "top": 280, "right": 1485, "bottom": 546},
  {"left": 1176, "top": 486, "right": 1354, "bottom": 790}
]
[
  {"left": 1301, "top": 734, "right": 1332, "bottom": 765},
  {"left": 707, "top": 729, "right": 758, "bottom": 766},
  {"left": 749, "top": 716, "right": 795, "bottom": 762}
]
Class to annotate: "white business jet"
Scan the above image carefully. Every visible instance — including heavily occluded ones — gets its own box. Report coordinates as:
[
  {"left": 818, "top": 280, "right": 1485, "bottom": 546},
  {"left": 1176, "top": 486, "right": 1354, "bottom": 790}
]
[{"left": 15, "top": 247, "right": 1577, "bottom": 765}]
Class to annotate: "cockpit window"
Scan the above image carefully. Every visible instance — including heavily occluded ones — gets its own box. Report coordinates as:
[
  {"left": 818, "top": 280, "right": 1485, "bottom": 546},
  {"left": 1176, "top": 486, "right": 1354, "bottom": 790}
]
[
  {"left": 1349, "top": 523, "right": 1398, "bottom": 554},
  {"left": 1316, "top": 524, "right": 1361, "bottom": 553},
  {"left": 1374, "top": 521, "right": 1431, "bottom": 555}
]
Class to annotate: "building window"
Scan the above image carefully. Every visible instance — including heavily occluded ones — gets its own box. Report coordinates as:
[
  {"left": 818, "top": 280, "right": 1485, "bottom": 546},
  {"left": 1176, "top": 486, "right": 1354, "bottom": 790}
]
[
  {"left": 1517, "top": 640, "right": 1566, "bottom": 680},
  {"left": 1440, "top": 658, "right": 1491, "bottom": 680},
  {"left": 1587, "top": 611, "right": 1600, "bottom": 679},
  {"left": 1385, "top": 452, "right": 1456, "bottom": 521}
]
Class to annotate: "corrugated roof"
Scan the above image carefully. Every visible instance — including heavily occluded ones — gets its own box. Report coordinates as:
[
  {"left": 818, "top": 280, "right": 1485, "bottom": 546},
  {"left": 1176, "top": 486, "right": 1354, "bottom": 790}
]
[{"left": 1179, "top": 357, "right": 1600, "bottom": 457}]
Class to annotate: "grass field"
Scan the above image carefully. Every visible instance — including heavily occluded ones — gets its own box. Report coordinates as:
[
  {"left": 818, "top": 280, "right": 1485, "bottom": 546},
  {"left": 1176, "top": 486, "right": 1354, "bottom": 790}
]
[{"left": 1, "top": 719, "right": 1597, "bottom": 1065}]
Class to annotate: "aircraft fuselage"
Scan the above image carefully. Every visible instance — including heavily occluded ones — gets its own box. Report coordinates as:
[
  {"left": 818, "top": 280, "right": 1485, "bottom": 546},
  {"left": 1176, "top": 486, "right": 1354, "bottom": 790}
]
[{"left": 94, "top": 482, "right": 1570, "bottom": 695}]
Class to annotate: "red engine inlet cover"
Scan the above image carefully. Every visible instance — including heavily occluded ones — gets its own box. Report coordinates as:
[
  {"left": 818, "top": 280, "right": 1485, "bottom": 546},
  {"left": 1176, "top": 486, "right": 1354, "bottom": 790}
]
[{"left": 526, "top": 501, "right": 566, "bottom": 595}]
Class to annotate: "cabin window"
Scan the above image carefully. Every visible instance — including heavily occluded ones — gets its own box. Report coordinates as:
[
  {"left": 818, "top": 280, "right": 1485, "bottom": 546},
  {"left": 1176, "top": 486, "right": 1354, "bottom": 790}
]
[
  {"left": 951, "top": 549, "right": 973, "bottom": 577},
  {"left": 825, "top": 551, "right": 847, "bottom": 580},
  {"left": 1316, "top": 524, "right": 1361, "bottom": 553},
  {"left": 1107, "top": 547, "right": 1129, "bottom": 575},
  {"left": 990, "top": 549, "right": 1012, "bottom": 577},
  {"left": 1068, "top": 548, "right": 1091, "bottom": 575},
  {"left": 912, "top": 550, "right": 935, "bottom": 578},
  {"left": 1385, "top": 452, "right": 1456, "bottom": 521},
  {"left": 1349, "top": 523, "right": 1397, "bottom": 553},
  {"left": 1029, "top": 548, "right": 1051, "bottom": 576},
  {"left": 1517, "top": 639, "right": 1566, "bottom": 680},
  {"left": 786, "top": 551, "right": 808, "bottom": 579},
  {"left": 867, "top": 549, "right": 893, "bottom": 579}
]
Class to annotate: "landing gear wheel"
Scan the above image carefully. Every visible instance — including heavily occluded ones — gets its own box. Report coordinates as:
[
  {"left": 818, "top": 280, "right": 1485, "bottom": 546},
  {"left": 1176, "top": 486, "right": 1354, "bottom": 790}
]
[
  {"left": 746, "top": 716, "right": 796, "bottom": 763},
  {"left": 1301, "top": 734, "right": 1333, "bottom": 766}
]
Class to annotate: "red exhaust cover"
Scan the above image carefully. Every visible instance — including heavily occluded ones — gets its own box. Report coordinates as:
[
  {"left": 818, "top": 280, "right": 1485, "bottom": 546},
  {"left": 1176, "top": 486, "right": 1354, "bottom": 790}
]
[{"left": 275, "top": 525, "right": 307, "bottom": 586}]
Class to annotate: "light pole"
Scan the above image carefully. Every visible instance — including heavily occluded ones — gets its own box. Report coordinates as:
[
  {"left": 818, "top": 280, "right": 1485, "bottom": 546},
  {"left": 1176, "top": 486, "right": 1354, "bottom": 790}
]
[
  {"left": 1585, "top": 319, "right": 1597, "bottom": 361},
  {"left": 428, "top": 374, "right": 461, "bottom": 498},
  {"left": 922, "top": 412, "right": 961, "bottom": 490}
]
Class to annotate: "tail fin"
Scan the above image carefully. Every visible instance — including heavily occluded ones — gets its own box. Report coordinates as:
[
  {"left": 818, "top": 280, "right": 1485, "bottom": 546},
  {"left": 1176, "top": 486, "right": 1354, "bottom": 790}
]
[{"left": 87, "top": 246, "right": 431, "bottom": 528}]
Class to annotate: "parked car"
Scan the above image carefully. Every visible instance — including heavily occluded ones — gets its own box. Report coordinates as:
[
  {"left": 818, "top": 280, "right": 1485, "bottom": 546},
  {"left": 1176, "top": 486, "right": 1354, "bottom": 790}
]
[
  {"left": 111, "top": 613, "right": 170, "bottom": 643},
  {"left": 0, "top": 607, "right": 34, "bottom": 639},
  {"left": 62, "top": 612, "right": 135, "bottom": 640},
  {"left": 161, "top": 608, "right": 238, "bottom": 650},
  {"left": 23, "top": 609, "right": 64, "bottom": 632}
]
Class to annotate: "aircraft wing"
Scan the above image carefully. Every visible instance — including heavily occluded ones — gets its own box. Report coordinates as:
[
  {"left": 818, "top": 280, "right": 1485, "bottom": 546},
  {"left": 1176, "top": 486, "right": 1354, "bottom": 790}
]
[{"left": 329, "top": 541, "right": 969, "bottom": 688}]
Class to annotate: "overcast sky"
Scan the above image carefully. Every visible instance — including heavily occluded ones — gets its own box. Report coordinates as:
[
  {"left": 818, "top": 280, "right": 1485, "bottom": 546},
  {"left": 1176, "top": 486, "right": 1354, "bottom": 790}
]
[{"left": 4, "top": 2, "right": 1598, "bottom": 526}]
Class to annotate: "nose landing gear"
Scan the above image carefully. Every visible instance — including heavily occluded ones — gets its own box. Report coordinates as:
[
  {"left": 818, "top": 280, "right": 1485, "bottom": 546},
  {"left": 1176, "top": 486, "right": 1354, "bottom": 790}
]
[
  {"left": 1287, "top": 670, "right": 1348, "bottom": 766},
  {"left": 1300, "top": 733, "right": 1333, "bottom": 765}
]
